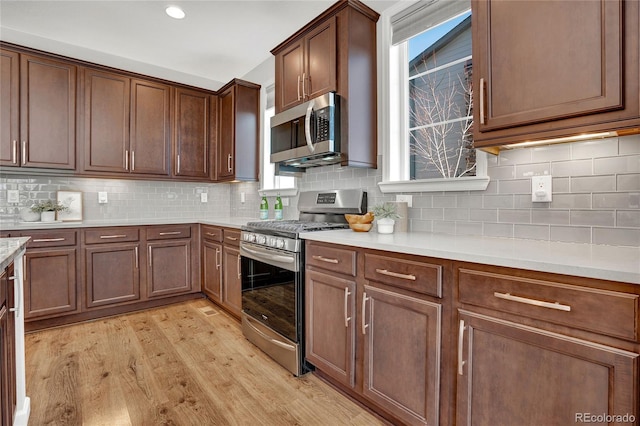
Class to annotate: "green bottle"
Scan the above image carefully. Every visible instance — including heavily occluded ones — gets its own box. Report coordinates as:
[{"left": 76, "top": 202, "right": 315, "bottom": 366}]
[
  {"left": 274, "top": 193, "right": 283, "bottom": 220},
  {"left": 260, "top": 196, "right": 269, "bottom": 220}
]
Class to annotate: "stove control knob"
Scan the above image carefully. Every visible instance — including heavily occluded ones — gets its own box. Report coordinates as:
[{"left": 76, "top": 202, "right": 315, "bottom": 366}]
[
  {"left": 257, "top": 235, "right": 267, "bottom": 245},
  {"left": 245, "top": 233, "right": 255, "bottom": 243},
  {"left": 276, "top": 239, "right": 285, "bottom": 249},
  {"left": 268, "top": 237, "right": 276, "bottom": 247}
]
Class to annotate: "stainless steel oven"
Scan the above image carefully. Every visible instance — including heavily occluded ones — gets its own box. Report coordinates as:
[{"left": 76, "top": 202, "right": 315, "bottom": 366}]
[{"left": 240, "top": 189, "right": 367, "bottom": 376}]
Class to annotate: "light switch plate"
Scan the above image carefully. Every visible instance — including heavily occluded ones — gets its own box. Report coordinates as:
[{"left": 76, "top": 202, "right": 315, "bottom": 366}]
[
  {"left": 395, "top": 194, "right": 413, "bottom": 207},
  {"left": 200, "top": 193, "right": 208, "bottom": 203},
  {"left": 531, "top": 175, "right": 552, "bottom": 202},
  {"left": 7, "top": 190, "right": 19, "bottom": 203},
  {"left": 98, "top": 192, "right": 108, "bottom": 204}
]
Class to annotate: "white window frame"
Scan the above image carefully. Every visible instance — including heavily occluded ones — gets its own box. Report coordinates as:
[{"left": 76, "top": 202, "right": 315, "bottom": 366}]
[
  {"left": 259, "top": 84, "right": 297, "bottom": 197},
  {"left": 378, "top": 1, "right": 490, "bottom": 194}
]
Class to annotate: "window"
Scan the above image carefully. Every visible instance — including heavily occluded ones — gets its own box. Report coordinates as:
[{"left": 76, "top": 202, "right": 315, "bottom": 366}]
[
  {"left": 379, "top": 0, "right": 489, "bottom": 193},
  {"left": 260, "top": 84, "right": 296, "bottom": 195}
]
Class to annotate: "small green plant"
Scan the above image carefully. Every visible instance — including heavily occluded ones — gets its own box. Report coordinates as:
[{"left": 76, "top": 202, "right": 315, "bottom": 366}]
[
  {"left": 372, "top": 202, "right": 401, "bottom": 220},
  {"left": 30, "top": 200, "right": 68, "bottom": 213}
]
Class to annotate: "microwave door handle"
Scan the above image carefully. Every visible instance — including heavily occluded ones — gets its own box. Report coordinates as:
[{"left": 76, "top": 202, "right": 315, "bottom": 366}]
[{"left": 305, "top": 99, "right": 315, "bottom": 153}]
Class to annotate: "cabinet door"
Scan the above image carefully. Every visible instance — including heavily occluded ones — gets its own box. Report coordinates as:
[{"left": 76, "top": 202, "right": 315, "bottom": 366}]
[
  {"left": 456, "top": 310, "right": 639, "bottom": 426},
  {"left": 304, "top": 17, "right": 336, "bottom": 101},
  {"left": 275, "top": 40, "right": 304, "bottom": 112},
  {"left": 305, "top": 269, "right": 356, "bottom": 388},
  {"left": 0, "top": 49, "right": 19, "bottom": 167},
  {"left": 217, "top": 87, "right": 235, "bottom": 180},
  {"left": 222, "top": 245, "right": 242, "bottom": 318},
  {"left": 23, "top": 248, "right": 78, "bottom": 319},
  {"left": 0, "top": 264, "right": 16, "bottom": 426},
  {"left": 147, "top": 240, "right": 191, "bottom": 298},
  {"left": 202, "top": 240, "right": 223, "bottom": 303},
  {"left": 20, "top": 54, "right": 76, "bottom": 169},
  {"left": 362, "top": 285, "right": 441, "bottom": 426},
  {"left": 83, "top": 69, "right": 130, "bottom": 173},
  {"left": 174, "top": 87, "right": 209, "bottom": 179},
  {"left": 85, "top": 244, "right": 140, "bottom": 308},
  {"left": 474, "top": 0, "right": 624, "bottom": 132},
  {"left": 130, "top": 79, "right": 171, "bottom": 176}
]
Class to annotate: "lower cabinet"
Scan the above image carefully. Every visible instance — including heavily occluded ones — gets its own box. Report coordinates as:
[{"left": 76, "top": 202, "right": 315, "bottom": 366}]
[
  {"left": 305, "top": 241, "right": 444, "bottom": 426},
  {"left": 21, "top": 230, "right": 79, "bottom": 319},
  {"left": 146, "top": 225, "right": 195, "bottom": 298},
  {"left": 221, "top": 229, "right": 242, "bottom": 318},
  {"left": 85, "top": 242, "right": 140, "bottom": 307},
  {"left": 0, "top": 262, "right": 16, "bottom": 426},
  {"left": 201, "top": 225, "right": 223, "bottom": 303},
  {"left": 456, "top": 310, "right": 638, "bottom": 426}
]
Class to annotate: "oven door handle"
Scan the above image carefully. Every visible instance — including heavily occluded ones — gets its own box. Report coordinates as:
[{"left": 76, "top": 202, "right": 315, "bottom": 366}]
[
  {"left": 244, "top": 315, "right": 296, "bottom": 350},
  {"left": 240, "top": 244, "right": 298, "bottom": 272}
]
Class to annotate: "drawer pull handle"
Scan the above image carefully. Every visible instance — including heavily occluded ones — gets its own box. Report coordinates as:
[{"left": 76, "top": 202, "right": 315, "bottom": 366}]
[
  {"left": 32, "top": 238, "right": 66, "bottom": 243},
  {"left": 375, "top": 269, "right": 416, "bottom": 281},
  {"left": 206, "top": 232, "right": 219, "bottom": 237},
  {"left": 312, "top": 255, "right": 338, "bottom": 264},
  {"left": 361, "top": 292, "right": 370, "bottom": 335},
  {"left": 99, "top": 234, "right": 127, "bottom": 239},
  {"left": 159, "top": 231, "right": 181, "bottom": 236},
  {"left": 344, "top": 287, "right": 351, "bottom": 328},
  {"left": 493, "top": 292, "right": 571, "bottom": 312},
  {"left": 226, "top": 236, "right": 238, "bottom": 241}
]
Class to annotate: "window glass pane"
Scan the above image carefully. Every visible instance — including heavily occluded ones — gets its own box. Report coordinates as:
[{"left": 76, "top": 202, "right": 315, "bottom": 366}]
[{"left": 406, "top": 11, "right": 474, "bottom": 180}]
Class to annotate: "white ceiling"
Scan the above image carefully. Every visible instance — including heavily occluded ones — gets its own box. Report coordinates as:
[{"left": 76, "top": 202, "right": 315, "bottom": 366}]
[{"left": 0, "top": 0, "right": 399, "bottom": 91}]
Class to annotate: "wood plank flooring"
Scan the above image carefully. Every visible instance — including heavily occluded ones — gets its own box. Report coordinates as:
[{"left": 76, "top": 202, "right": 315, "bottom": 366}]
[{"left": 25, "top": 299, "right": 385, "bottom": 425}]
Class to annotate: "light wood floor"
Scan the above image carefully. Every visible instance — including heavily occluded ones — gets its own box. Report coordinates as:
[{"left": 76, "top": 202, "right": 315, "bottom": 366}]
[{"left": 25, "top": 299, "right": 385, "bottom": 426}]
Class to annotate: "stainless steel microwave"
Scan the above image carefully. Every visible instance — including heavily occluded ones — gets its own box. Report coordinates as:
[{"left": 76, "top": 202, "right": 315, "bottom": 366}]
[{"left": 270, "top": 92, "right": 341, "bottom": 171}]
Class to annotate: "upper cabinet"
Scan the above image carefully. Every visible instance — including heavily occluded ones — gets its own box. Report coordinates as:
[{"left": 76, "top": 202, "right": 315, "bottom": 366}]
[
  {"left": 173, "top": 87, "right": 211, "bottom": 180},
  {"left": 82, "top": 69, "right": 171, "bottom": 176},
  {"left": 271, "top": 0, "right": 379, "bottom": 168},
  {"left": 0, "top": 48, "right": 76, "bottom": 169},
  {"left": 216, "top": 79, "right": 260, "bottom": 182},
  {"left": 472, "top": 0, "right": 640, "bottom": 148},
  {"left": 275, "top": 16, "right": 336, "bottom": 112}
]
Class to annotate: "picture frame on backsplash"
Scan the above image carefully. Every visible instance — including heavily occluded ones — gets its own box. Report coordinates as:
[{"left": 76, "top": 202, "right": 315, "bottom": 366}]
[{"left": 57, "top": 191, "right": 83, "bottom": 221}]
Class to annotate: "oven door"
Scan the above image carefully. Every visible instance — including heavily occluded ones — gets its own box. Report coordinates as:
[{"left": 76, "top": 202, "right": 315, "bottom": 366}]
[{"left": 240, "top": 242, "right": 300, "bottom": 343}]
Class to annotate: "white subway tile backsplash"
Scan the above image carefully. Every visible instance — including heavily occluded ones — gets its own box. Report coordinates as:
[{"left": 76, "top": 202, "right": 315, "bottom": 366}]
[
  {"left": 531, "top": 209, "right": 570, "bottom": 225},
  {"left": 483, "top": 195, "right": 514, "bottom": 209},
  {"left": 551, "top": 159, "right": 592, "bottom": 177},
  {"left": 594, "top": 155, "right": 640, "bottom": 174},
  {"left": 498, "top": 179, "right": 530, "bottom": 194},
  {"left": 617, "top": 174, "right": 640, "bottom": 191},
  {"left": 498, "top": 209, "right": 531, "bottom": 224},
  {"left": 570, "top": 175, "right": 616, "bottom": 193},
  {"left": 570, "top": 210, "right": 615, "bottom": 227},
  {"left": 550, "top": 226, "right": 592, "bottom": 244},
  {"left": 532, "top": 143, "right": 571, "bottom": 162},
  {"left": 593, "top": 227, "right": 640, "bottom": 247},
  {"left": 498, "top": 148, "right": 532, "bottom": 165},
  {"left": 593, "top": 192, "right": 640, "bottom": 209},
  {"left": 618, "top": 134, "right": 640, "bottom": 155},
  {"left": 514, "top": 224, "right": 550, "bottom": 240},
  {"left": 550, "top": 194, "right": 592, "bottom": 209},
  {"left": 571, "top": 139, "right": 618, "bottom": 160},
  {"left": 617, "top": 210, "right": 640, "bottom": 228},
  {"left": 515, "top": 163, "right": 551, "bottom": 178},
  {"left": 483, "top": 222, "right": 514, "bottom": 238}
]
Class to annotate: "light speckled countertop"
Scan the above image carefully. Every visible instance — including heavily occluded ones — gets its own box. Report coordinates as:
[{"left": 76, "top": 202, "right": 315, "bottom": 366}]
[
  {"left": 302, "top": 230, "right": 640, "bottom": 285},
  {"left": 2, "top": 219, "right": 638, "bottom": 285},
  {"left": 0, "top": 237, "right": 30, "bottom": 270}
]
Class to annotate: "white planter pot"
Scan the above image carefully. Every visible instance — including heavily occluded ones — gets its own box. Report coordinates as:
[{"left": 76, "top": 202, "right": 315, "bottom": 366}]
[
  {"left": 40, "top": 211, "right": 56, "bottom": 222},
  {"left": 376, "top": 218, "right": 395, "bottom": 234}
]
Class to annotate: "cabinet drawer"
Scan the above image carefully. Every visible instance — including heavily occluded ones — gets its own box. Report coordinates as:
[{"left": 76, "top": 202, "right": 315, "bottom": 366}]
[
  {"left": 365, "top": 253, "right": 442, "bottom": 298},
  {"left": 223, "top": 229, "right": 241, "bottom": 247},
  {"left": 24, "top": 229, "right": 77, "bottom": 248},
  {"left": 201, "top": 225, "right": 223, "bottom": 242},
  {"left": 84, "top": 227, "right": 140, "bottom": 244},
  {"left": 458, "top": 268, "right": 639, "bottom": 341},
  {"left": 306, "top": 242, "right": 356, "bottom": 277},
  {"left": 146, "top": 225, "right": 191, "bottom": 240}
]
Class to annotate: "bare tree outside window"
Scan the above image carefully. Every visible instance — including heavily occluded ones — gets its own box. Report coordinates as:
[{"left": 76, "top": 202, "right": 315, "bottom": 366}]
[{"left": 408, "top": 14, "right": 474, "bottom": 180}]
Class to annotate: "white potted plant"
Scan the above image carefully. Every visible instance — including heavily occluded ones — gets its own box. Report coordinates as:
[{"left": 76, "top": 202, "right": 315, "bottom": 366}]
[
  {"left": 372, "top": 202, "right": 401, "bottom": 234},
  {"left": 31, "top": 200, "right": 68, "bottom": 222}
]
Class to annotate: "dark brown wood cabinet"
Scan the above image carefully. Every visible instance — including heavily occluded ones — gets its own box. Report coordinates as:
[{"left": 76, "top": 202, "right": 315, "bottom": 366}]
[
  {"left": 216, "top": 80, "right": 260, "bottom": 182},
  {"left": 455, "top": 264, "right": 640, "bottom": 425},
  {"left": 221, "top": 229, "right": 242, "bottom": 318},
  {"left": 305, "top": 268, "right": 357, "bottom": 388},
  {"left": 21, "top": 230, "right": 79, "bottom": 319},
  {"left": 271, "top": 1, "right": 378, "bottom": 168},
  {"left": 305, "top": 241, "right": 445, "bottom": 426},
  {"left": 0, "top": 262, "right": 16, "bottom": 426},
  {"left": 174, "top": 87, "right": 210, "bottom": 179},
  {"left": 146, "top": 225, "right": 195, "bottom": 298},
  {"left": 0, "top": 48, "right": 76, "bottom": 169},
  {"left": 201, "top": 225, "right": 223, "bottom": 303},
  {"left": 83, "top": 69, "right": 170, "bottom": 176},
  {"left": 275, "top": 16, "right": 336, "bottom": 111},
  {"left": 472, "top": 0, "right": 640, "bottom": 147}
]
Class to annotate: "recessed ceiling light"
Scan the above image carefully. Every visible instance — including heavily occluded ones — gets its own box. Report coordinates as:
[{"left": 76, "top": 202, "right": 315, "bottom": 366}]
[{"left": 165, "top": 6, "right": 185, "bottom": 19}]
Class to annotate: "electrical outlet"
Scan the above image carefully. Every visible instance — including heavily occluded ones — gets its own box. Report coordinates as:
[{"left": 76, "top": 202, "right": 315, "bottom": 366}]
[
  {"left": 200, "top": 193, "right": 208, "bottom": 203},
  {"left": 240, "top": 192, "right": 246, "bottom": 203},
  {"left": 98, "top": 192, "right": 108, "bottom": 204},
  {"left": 7, "top": 190, "right": 19, "bottom": 203},
  {"left": 531, "top": 175, "right": 552, "bottom": 202},
  {"left": 395, "top": 194, "right": 413, "bottom": 207},
  {"left": 282, "top": 197, "right": 289, "bottom": 207}
]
